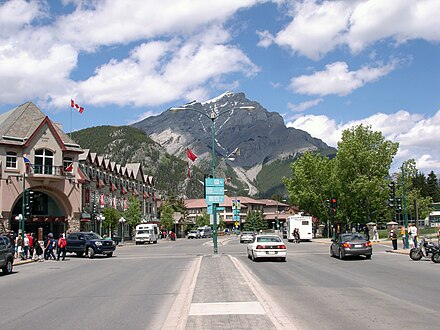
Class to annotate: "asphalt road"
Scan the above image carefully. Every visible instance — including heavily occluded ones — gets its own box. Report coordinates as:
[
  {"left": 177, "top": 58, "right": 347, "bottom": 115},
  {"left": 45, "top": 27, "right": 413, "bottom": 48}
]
[
  {"left": 1, "top": 236, "right": 439, "bottom": 330},
  {"left": 233, "top": 239, "right": 440, "bottom": 330}
]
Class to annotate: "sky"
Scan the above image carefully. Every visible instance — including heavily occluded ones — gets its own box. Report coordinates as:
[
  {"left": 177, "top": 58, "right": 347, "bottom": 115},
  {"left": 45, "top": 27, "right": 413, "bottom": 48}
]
[{"left": 1, "top": 0, "right": 439, "bottom": 174}]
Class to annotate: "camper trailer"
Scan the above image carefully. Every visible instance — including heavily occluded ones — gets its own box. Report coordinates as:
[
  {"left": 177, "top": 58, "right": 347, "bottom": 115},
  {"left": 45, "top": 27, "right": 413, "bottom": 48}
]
[{"left": 135, "top": 223, "right": 159, "bottom": 244}]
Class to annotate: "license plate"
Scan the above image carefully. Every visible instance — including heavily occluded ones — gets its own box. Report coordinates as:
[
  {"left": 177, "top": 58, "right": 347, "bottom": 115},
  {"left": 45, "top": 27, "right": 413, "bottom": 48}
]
[
  {"left": 267, "top": 251, "right": 277, "bottom": 255},
  {"left": 355, "top": 244, "right": 362, "bottom": 248}
]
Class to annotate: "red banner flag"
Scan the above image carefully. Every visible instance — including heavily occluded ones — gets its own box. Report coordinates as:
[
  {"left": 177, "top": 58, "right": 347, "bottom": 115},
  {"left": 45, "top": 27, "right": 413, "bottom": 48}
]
[{"left": 187, "top": 148, "right": 197, "bottom": 162}]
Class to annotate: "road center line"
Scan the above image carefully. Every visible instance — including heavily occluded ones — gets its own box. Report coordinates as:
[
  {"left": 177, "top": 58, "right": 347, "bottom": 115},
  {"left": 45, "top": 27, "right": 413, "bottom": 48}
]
[{"left": 189, "top": 302, "right": 265, "bottom": 315}]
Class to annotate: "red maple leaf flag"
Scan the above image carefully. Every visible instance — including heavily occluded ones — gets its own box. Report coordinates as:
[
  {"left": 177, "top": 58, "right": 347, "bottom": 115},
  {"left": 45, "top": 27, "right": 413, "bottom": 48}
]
[
  {"left": 187, "top": 148, "right": 197, "bottom": 162},
  {"left": 70, "top": 99, "right": 85, "bottom": 114}
]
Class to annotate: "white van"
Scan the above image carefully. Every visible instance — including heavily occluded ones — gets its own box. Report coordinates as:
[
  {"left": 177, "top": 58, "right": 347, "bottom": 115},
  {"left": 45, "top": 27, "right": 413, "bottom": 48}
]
[
  {"left": 286, "top": 214, "right": 313, "bottom": 242},
  {"left": 197, "top": 226, "right": 213, "bottom": 238},
  {"left": 135, "top": 223, "right": 159, "bottom": 244}
]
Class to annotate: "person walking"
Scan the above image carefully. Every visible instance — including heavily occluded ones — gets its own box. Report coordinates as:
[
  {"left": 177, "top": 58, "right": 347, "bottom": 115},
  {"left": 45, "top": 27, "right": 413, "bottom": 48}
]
[
  {"left": 32, "top": 233, "right": 44, "bottom": 262},
  {"left": 372, "top": 225, "right": 379, "bottom": 242},
  {"left": 390, "top": 226, "right": 398, "bottom": 250},
  {"left": 57, "top": 234, "right": 67, "bottom": 261},
  {"left": 16, "top": 234, "right": 24, "bottom": 260},
  {"left": 409, "top": 224, "right": 418, "bottom": 248},
  {"left": 23, "top": 233, "right": 29, "bottom": 259},
  {"left": 400, "top": 226, "right": 407, "bottom": 249},
  {"left": 45, "top": 233, "right": 56, "bottom": 260}
]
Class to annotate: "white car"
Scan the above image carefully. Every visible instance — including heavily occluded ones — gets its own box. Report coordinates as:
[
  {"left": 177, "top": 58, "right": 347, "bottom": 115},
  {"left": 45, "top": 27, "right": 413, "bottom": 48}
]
[
  {"left": 247, "top": 234, "right": 287, "bottom": 262},
  {"left": 240, "top": 231, "right": 254, "bottom": 243},
  {"left": 187, "top": 230, "right": 201, "bottom": 239}
]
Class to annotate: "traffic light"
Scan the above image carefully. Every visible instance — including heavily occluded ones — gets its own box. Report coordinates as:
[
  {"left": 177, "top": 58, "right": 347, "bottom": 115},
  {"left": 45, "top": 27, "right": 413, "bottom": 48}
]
[
  {"left": 388, "top": 181, "right": 395, "bottom": 208},
  {"left": 330, "top": 198, "right": 337, "bottom": 215},
  {"left": 92, "top": 202, "right": 97, "bottom": 214},
  {"left": 232, "top": 200, "right": 236, "bottom": 210},
  {"left": 396, "top": 197, "right": 402, "bottom": 213},
  {"left": 24, "top": 189, "right": 34, "bottom": 216}
]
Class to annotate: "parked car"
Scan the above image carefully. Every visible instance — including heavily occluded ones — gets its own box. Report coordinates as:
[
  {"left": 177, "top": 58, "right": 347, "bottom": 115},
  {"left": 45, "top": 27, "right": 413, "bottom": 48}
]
[
  {"left": 330, "top": 233, "right": 372, "bottom": 260},
  {"left": 187, "top": 230, "right": 201, "bottom": 239},
  {"left": 0, "top": 235, "right": 14, "bottom": 274},
  {"left": 247, "top": 234, "right": 287, "bottom": 262},
  {"left": 240, "top": 231, "right": 254, "bottom": 243},
  {"left": 66, "top": 232, "right": 116, "bottom": 258}
]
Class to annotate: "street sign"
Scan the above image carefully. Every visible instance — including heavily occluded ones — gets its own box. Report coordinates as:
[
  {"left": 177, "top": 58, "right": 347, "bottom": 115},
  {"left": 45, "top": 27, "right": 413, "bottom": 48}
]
[
  {"left": 216, "top": 207, "right": 224, "bottom": 211},
  {"left": 205, "top": 178, "right": 225, "bottom": 204},
  {"left": 233, "top": 215, "right": 240, "bottom": 221},
  {"left": 207, "top": 205, "right": 224, "bottom": 214},
  {"left": 234, "top": 221, "right": 239, "bottom": 227}
]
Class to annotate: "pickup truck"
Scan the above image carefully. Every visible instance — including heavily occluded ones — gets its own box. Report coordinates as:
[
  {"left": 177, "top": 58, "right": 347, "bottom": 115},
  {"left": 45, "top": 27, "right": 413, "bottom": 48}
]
[
  {"left": 0, "top": 235, "right": 14, "bottom": 274},
  {"left": 66, "top": 232, "right": 116, "bottom": 258}
]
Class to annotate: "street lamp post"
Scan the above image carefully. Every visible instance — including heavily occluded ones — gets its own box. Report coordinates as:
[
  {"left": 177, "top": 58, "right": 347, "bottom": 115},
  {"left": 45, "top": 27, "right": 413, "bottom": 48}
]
[
  {"left": 171, "top": 103, "right": 254, "bottom": 254},
  {"left": 119, "top": 217, "right": 126, "bottom": 245},
  {"left": 96, "top": 214, "right": 105, "bottom": 236}
]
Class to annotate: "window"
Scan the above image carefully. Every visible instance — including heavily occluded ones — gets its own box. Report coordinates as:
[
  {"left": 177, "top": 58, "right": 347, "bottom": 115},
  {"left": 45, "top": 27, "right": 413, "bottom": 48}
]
[
  {"left": 34, "top": 149, "right": 54, "bottom": 174},
  {"left": 63, "top": 157, "right": 73, "bottom": 173},
  {"left": 6, "top": 151, "right": 17, "bottom": 169}
]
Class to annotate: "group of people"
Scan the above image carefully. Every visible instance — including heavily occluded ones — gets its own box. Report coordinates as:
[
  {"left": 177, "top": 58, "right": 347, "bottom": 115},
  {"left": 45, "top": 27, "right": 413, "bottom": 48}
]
[
  {"left": 6, "top": 231, "right": 67, "bottom": 262},
  {"left": 390, "top": 224, "right": 419, "bottom": 250}
]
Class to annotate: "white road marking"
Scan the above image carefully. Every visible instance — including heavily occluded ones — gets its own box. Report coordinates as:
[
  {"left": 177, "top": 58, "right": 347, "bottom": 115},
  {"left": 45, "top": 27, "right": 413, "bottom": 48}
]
[{"left": 189, "top": 302, "right": 265, "bottom": 315}]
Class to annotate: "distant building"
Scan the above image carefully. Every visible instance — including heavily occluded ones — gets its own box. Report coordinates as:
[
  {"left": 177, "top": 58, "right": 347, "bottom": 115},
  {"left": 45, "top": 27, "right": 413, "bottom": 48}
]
[
  {"left": 0, "top": 102, "right": 157, "bottom": 239},
  {"left": 183, "top": 196, "right": 290, "bottom": 229}
]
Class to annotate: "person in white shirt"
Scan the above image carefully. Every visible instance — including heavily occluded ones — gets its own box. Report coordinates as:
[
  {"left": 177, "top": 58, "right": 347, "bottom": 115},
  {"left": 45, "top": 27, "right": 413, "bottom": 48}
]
[
  {"left": 372, "top": 225, "right": 379, "bottom": 242},
  {"left": 409, "top": 224, "right": 418, "bottom": 248}
]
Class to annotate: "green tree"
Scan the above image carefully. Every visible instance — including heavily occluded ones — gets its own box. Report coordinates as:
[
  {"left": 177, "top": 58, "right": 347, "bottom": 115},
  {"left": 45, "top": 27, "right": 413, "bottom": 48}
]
[
  {"left": 160, "top": 202, "right": 174, "bottom": 231},
  {"left": 336, "top": 125, "right": 399, "bottom": 225},
  {"left": 283, "top": 151, "right": 335, "bottom": 224},
  {"left": 426, "top": 171, "right": 440, "bottom": 202},
  {"left": 394, "top": 159, "right": 433, "bottom": 220},
  {"left": 102, "top": 207, "right": 121, "bottom": 236},
  {"left": 243, "top": 210, "right": 267, "bottom": 232},
  {"left": 124, "top": 196, "right": 142, "bottom": 227},
  {"left": 195, "top": 213, "right": 210, "bottom": 227}
]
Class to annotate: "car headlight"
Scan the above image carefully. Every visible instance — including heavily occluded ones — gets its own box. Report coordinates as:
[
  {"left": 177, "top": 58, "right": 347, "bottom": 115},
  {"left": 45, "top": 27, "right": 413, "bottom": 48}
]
[{"left": 95, "top": 241, "right": 102, "bottom": 246}]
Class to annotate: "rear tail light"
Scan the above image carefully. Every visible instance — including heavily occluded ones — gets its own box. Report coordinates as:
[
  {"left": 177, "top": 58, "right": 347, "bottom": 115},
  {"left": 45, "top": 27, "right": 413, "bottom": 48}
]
[
  {"left": 342, "top": 243, "right": 352, "bottom": 248},
  {"left": 279, "top": 245, "right": 286, "bottom": 250},
  {"left": 256, "top": 245, "right": 265, "bottom": 249},
  {"left": 365, "top": 241, "right": 372, "bottom": 247}
]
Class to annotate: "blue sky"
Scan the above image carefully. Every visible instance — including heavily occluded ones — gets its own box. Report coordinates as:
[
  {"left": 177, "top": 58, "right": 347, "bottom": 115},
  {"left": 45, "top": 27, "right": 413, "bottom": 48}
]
[{"left": 1, "top": 0, "right": 439, "bottom": 174}]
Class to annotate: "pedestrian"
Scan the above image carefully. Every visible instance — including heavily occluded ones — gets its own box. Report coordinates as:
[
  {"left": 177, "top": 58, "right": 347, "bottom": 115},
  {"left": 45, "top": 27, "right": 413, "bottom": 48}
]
[
  {"left": 57, "top": 234, "right": 67, "bottom": 261},
  {"left": 363, "top": 226, "right": 370, "bottom": 241},
  {"left": 27, "top": 232, "right": 34, "bottom": 257},
  {"left": 409, "top": 224, "right": 418, "bottom": 248},
  {"left": 372, "top": 225, "right": 379, "bottom": 242},
  {"left": 32, "top": 233, "right": 44, "bottom": 262},
  {"left": 400, "top": 226, "right": 407, "bottom": 249},
  {"left": 16, "top": 234, "right": 24, "bottom": 260},
  {"left": 45, "top": 233, "right": 56, "bottom": 260},
  {"left": 23, "top": 232, "right": 29, "bottom": 259},
  {"left": 389, "top": 226, "right": 398, "bottom": 250},
  {"left": 293, "top": 228, "right": 300, "bottom": 243}
]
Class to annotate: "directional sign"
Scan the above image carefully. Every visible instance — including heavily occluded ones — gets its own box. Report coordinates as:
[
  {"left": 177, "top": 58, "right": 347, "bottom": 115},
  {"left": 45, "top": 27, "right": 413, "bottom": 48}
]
[
  {"left": 234, "top": 221, "right": 239, "bottom": 227},
  {"left": 205, "top": 177, "right": 225, "bottom": 204}
]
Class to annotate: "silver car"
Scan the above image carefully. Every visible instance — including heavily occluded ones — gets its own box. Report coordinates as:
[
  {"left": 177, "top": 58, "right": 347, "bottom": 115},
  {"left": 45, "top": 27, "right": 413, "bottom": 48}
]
[{"left": 240, "top": 231, "right": 254, "bottom": 243}]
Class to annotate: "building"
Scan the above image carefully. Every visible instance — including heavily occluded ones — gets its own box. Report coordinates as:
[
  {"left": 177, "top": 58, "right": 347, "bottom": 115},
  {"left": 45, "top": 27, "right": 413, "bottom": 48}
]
[
  {"left": 0, "top": 102, "right": 157, "bottom": 239},
  {"left": 184, "top": 196, "right": 290, "bottom": 229}
]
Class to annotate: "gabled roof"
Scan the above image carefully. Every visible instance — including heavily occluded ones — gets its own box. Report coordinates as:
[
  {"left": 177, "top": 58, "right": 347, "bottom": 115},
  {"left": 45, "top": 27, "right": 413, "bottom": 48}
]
[{"left": 0, "top": 101, "right": 82, "bottom": 153}]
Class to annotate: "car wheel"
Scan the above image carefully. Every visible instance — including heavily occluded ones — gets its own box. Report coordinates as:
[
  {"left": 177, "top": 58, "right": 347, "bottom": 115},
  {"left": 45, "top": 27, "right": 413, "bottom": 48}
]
[
  {"left": 135, "top": 242, "right": 139, "bottom": 245},
  {"left": 2, "top": 259, "right": 13, "bottom": 274},
  {"left": 154, "top": 239, "right": 158, "bottom": 244},
  {"left": 87, "top": 247, "right": 95, "bottom": 259},
  {"left": 240, "top": 240, "right": 243, "bottom": 243},
  {"left": 76, "top": 252, "right": 84, "bottom": 257},
  {"left": 330, "top": 247, "right": 334, "bottom": 257},
  {"left": 280, "top": 257, "right": 286, "bottom": 262},
  {"left": 251, "top": 252, "right": 257, "bottom": 262},
  {"left": 365, "top": 254, "right": 372, "bottom": 260},
  {"left": 106, "top": 252, "right": 113, "bottom": 258},
  {"left": 339, "top": 248, "right": 345, "bottom": 260}
]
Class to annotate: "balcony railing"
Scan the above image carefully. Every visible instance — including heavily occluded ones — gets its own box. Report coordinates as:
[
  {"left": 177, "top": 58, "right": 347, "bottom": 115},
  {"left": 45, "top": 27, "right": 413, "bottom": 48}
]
[{"left": 31, "top": 165, "right": 73, "bottom": 177}]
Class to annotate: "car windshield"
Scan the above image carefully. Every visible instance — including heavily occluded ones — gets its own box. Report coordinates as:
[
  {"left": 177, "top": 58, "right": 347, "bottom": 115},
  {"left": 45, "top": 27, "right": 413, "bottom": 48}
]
[
  {"left": 257, "top": 236, "right": 282, "bottom": 243},
  {"left": 85, "top": 233, "right": 102, "bottom": 240},
  {"left": 341, "top": 234, "right": 366, "bottom": 242}
]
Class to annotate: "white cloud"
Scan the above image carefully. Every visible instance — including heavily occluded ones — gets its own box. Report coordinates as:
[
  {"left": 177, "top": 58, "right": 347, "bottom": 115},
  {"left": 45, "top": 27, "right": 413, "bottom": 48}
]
[
  {"left": 287, "top": 109, "right": 440, "bottom": 173},
  {"left": 264, "top": 0, "right": 440, "bottom": 59},
  {"left": 290, "top": 61, "right": 397, "bottom": 96},
  {"left": 288, "top": 98, "right": 323, "bottom": 112}
]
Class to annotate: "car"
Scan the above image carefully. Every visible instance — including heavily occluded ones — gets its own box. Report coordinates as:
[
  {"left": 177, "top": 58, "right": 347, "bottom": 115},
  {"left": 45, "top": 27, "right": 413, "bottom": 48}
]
[
  {"left": 0, "top": 235, "right": 14, "bottom": 274},
  {"left": 330, "top": 233, "right": 372, "bottom": 260},
  {"left": 240, "top": 231, "right": 254, "bottom": 243},
  {"left": 187, "top": 230, "right": 201, "bottom": 239},
  {"left": 247, "top": 234, "right": 287, "bottom": 262},
  {"left": 66, "top": 232, "right": 116, "bottom": 258}
]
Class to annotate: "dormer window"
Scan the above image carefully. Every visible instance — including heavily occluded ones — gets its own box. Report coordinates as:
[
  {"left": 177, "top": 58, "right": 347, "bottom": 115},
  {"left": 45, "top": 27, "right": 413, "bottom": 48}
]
[
  {"left": 6, "top": 151, "right": 17, "bottom": 169},
  {"left": 63, "top": 157, "right": 73, "bottom": 173}
]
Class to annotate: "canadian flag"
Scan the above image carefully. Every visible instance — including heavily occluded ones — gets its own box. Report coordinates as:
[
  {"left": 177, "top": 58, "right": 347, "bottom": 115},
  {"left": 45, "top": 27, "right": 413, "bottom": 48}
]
[
  {"left": 70, "top": 99, "right": 84, "bottom": 113},
  {"left": 186, "top": 148, "right": 198, "bottom": 178},
  {"left": 65, "top": 163, "right": 73, "bottom": 172}
]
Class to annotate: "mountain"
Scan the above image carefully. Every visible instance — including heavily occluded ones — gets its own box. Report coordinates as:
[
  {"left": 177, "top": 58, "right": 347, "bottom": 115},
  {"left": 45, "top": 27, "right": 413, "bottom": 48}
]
[
  {"left": 132, "top": 92, "right": 336, "bottom": 196},
  {"left": 70, "top": 126, "right": 202, "bottom": 198}
]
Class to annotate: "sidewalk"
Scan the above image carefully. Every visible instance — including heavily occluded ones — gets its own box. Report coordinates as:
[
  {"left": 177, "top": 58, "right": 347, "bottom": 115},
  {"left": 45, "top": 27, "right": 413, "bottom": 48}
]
[{"left": 164, "top": 254, "right": 296, "bottom": 330}]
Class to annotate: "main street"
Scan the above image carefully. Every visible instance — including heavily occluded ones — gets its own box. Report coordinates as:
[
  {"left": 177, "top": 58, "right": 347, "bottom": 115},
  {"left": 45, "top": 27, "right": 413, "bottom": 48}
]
[{"left": 1, "top": 236, "right": 439, "bottom": 329}]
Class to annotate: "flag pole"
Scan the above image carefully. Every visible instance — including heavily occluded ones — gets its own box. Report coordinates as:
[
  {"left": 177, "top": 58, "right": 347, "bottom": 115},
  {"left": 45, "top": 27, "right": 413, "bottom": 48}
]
[{"left": 70, "top": 105, "right": 72, "bottom": 139}]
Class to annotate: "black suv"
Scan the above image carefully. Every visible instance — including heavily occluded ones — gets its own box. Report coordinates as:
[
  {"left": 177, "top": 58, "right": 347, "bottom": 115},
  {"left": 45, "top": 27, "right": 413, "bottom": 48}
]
[
  {"left": 0, "top": 235, "right": 14, "bottom": 274},
  {"left": 66, "top": 232, "right": 116, "bottom": 258}
]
